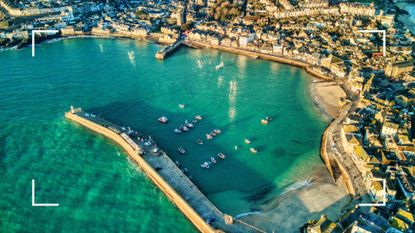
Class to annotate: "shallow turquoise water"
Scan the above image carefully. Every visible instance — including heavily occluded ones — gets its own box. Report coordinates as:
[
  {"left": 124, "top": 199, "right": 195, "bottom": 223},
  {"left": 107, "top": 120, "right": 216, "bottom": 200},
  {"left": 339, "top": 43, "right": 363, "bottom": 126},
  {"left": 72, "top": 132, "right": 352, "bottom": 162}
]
[{"left": 0, "top": 38, "right": 327, "bottom": 232}]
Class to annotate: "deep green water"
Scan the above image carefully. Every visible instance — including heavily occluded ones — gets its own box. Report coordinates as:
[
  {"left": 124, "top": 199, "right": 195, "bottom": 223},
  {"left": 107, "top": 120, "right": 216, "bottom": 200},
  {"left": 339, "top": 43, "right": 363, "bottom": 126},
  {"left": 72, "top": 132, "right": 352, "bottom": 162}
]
[{"left": 0, "top": 38, "right": 328, "bottom": 232}]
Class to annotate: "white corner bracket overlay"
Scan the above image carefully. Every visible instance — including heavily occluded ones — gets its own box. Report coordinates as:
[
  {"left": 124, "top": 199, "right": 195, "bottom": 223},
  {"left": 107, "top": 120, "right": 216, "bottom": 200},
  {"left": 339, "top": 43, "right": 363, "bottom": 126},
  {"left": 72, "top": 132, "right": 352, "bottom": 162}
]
[
  {"left": 31, "top": 30, "right": 59, "bottom": 57},
  {"left": 358, "top": 30, "right": 386, "bottom": 57},
  {"left": 32, "top": 179, "right": 59, "bottom": 207},
  {"left": 358, "top": 179, "right": 386, "bottom": 207}
]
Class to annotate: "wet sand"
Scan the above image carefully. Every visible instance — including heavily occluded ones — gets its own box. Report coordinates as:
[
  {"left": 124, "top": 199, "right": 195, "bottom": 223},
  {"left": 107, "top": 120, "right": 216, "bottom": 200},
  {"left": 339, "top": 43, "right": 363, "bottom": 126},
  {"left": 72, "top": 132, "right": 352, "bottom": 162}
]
[
  {"left": 310, "top": 80, "right": 346, "bottom": 119},
  {"left": 240, "top": 169, "right": 351, "bottom": 232}
]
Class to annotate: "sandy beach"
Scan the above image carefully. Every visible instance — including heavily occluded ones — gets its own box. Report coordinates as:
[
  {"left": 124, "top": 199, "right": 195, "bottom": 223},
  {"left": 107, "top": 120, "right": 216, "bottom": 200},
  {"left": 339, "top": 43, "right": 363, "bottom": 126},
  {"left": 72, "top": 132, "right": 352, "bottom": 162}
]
[
  {"left": 310, "top": 80, "right": 346, "bottom": 119},
  {"left": 241, "top": 168, "right": 351, "bottom": 232}
]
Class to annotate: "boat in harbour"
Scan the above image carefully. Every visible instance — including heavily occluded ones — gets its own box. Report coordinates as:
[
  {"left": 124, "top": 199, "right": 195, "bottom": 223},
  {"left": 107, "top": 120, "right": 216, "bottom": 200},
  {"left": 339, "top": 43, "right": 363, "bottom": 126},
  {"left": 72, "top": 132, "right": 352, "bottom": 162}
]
[
  {"left": 174, "top": 128, "right": 182, "bottom": 134},
  {"left": 196, "top": 139, "right": 203, "bottom": 145},
  {"left": 206, "top": 134, "right": 213, "bottom": 140},
  {"left": 182, "top": 126, "right": 189, "bottom": 132},
  {"left": 179, "top": 104, "right": 185, "bottom": 109},
  {"left": 178, "top": 147, "right": 186, "bottom": 154},
  {"left": 195, "top": 115, "right": 203, "bottom": 120},
  {"left": 210, "top": 157, "right": 217, "bottom": 164},
  {"left": 201, "top": 162, "right": 210, "bottom": 169},
  {"left": 250, "top": 148, "right": 258, "bottom": 154},
  {"left": 213, "top": 129, "right": 221, "bottom": 134},
  {"left": 217, "top": 153, "right": 226, "bottom": 159},
  {"left": 244, "top": 138, "right": 251, "bottom": 144},
  {"left": 158, "top": 116, "right": 168, "bottom": 123},
  {"left": 261, "top": 116, "right": 272, "bottom": 125}
]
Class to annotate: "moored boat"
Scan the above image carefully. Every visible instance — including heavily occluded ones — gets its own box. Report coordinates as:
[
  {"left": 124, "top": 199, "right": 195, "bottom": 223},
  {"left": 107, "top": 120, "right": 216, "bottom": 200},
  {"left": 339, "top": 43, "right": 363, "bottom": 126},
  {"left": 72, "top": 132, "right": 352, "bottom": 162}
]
[
  {"left": 261, "top": 119, "right": 268, "bottom": 125},
  {"left": 179, "top": 104, "right": 185, "bottom": 109},
  {"left": 174, "top": 128, "right": 182, "bottom": 134},
  {"left": 197, "top": 139, "right": 203, "bottom": 145},
  {"left": 182, "top": 126, "right": 189, "bottom": 132},
  {"left": 250, "top": 148, "right": 258, "bottom": 154},
  {"left": 178, "top": 147, "right": 186, "bottom": 154},
  {"left": 210, "top": 157, "right": 217, "bottom": 164},
  {"left": 217, "top": 153, "right": 226, "bottom": 159},
  {"left": 206, "top": 134, "right": 213, "bottom": 140},
  {"left": 158, "top": 116, "right": 168, "bottom": 123},
  {"left": 244, "top": 138, "right": 251, "bottom": 144},
  {"left": 213, "top": 129, "right": 221, "bottom": 134},
  {"left": 201, "top": 162, "right": 210, "bottom": 169},
  {"left": 195, "top": 115, "right": 203, "bottom": 120}
]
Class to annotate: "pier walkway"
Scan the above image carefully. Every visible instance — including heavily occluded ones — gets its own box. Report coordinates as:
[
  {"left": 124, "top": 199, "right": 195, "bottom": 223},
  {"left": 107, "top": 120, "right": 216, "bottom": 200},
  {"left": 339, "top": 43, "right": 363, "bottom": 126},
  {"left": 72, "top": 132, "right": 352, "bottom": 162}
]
[
  {"left": 65, "top": 107, "right": 263, "bottom": 233},
  {"left": 155, "top": 38, "right": 184, "bottom": 60}
]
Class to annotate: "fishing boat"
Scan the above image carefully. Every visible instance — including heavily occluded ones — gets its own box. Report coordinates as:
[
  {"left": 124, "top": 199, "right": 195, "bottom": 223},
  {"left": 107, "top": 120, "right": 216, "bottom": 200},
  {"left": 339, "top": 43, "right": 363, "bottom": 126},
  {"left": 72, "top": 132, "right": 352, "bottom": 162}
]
[
  {"left": 179, "top": 104, "right": 185, "bottom": 109},
  {"left": 244, "top": 138, "right": 251, "bottom": 144},
  {"left": 178, "top": 147, "right": 186, "bottom": 154},
  {"left": 217, "top": 153, "right": 226, "bottom": 159},
  {"left": 210, "top": 157, "right": 217, "bottom": 164},
  {"left": 201, "top": 162, "right": 210, "bottom": 169},
  {"left": 213, "top": 129, "right": 221, "bottom": 134},
  {"left": 196, "top": 139, "right": 203, "bottom": 145},
  {"left": 174, "top": 128, "right": 182, "bottom": 134},
  {"left": 195, "top": 115, "right": 203, "bottom": 120},
  {"left": 250, "top": 148, "right": 258, "bottom": 154},
  {"left": 206, "top": 134, "right": 213, "bottom": 140},
  {"left": 158, "top": 116, "right": 168, "bottom": 123}
]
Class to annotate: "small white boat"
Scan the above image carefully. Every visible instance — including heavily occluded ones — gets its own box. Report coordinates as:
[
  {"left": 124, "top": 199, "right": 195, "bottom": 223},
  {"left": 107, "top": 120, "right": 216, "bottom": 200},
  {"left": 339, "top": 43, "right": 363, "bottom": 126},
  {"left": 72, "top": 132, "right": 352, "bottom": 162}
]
[
  {"left": 174, "top": 128, "right": 182, "bottom": 134},
  {"left": 178, "top": 147, "right": 186, "bottom": 154},
  {"left": 186, "top": 123, "right": 194, "bottom": 128},
  {"left": 179, "top": 104, "right": 185, "bottom": 109},
  {"left": 210, "top": 157, "right": 217, "bottom": 164},
  {"left": 250, "top": 148, "right": 258, "bottom": 154},
  {"left": 192, "top": 119, "right": 198, "bottom": 123},
  {"left": 261, "top": 119, "right": 269, "bottom": 125},
  {"left": 244, "top": 138, "right": 251, "bottom": 144},
  {"left": 213, "top": 129, "right": 221, "bottom": 134},
  {"left": 217, "top": 153, "right": 226, "bottom": 159},
  {"left": 197, "top": 139, "right": 203, "bottom": 145},
  {"left": 182, "top": 126, "right": 189, "bottom": 132},
  {"left": 201, "top": 162, "right": 210, "bottom": 169},
  {"left": 195, "top": 115, "right": 203, "bottom": 120},
  {"left": 206, "top": 134, "right": 213, "bottom": 140},
  {"left": 158, "top": 116, "right": 168, "bottom": 123},
  {"left": 211, "top": 132, "right": 217, "bottom": 136}
]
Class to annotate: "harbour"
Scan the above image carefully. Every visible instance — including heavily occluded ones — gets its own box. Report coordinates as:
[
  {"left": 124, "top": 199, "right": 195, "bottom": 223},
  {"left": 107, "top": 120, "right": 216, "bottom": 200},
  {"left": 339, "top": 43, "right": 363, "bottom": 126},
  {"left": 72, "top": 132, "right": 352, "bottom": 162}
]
[{"left": 65, "top": 106, "right": 262, "bottom": 233}]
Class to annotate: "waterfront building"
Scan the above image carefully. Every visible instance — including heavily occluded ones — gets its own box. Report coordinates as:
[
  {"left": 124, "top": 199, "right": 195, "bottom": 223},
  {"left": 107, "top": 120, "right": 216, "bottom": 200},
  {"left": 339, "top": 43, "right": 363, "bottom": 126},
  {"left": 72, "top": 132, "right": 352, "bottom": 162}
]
[{"left": 385, "top": 60, "right": 414, "bottom": 78}]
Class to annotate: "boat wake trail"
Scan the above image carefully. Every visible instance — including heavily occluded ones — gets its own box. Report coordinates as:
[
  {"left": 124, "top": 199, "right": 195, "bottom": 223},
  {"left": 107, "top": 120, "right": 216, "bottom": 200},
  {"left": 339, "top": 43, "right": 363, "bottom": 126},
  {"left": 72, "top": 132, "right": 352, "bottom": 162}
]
[
  {"left": 99, "top": 44, "right": 104, "bottom": 53},
  {"left": 235, "top": 211, "right": 262, "bottom": 219}
]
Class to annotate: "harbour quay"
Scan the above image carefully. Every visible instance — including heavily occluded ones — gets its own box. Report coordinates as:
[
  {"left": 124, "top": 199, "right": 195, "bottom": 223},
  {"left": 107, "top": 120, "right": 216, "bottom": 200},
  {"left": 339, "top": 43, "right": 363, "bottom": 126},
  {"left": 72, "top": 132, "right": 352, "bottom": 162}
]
[{"left": 65, "top": 106, "right": 262, "bottom": 233}]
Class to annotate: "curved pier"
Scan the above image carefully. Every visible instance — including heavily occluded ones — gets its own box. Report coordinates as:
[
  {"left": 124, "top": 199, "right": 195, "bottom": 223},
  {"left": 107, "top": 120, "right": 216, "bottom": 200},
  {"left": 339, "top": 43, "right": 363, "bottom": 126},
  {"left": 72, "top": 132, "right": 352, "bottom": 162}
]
[{"left": 65, "top": 107, "right": 262, "bottom": 233}]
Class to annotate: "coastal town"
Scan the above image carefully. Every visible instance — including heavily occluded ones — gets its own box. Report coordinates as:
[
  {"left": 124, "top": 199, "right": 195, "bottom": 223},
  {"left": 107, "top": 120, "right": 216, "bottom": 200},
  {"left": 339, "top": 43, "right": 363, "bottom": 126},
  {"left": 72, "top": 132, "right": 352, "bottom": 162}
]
[{"left": 2, "top": 0, "right": 415, "bottom": 232}]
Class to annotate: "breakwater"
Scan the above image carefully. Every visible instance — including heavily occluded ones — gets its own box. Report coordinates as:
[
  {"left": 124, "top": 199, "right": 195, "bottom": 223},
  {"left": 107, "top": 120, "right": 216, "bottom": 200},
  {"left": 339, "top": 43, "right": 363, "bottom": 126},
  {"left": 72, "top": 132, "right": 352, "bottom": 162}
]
[
  {"left": 65, "top": 107, "right": 262, "bottom": 233},
  {"left": 156, "top": 39, "right": 184, "bottom": 59}
]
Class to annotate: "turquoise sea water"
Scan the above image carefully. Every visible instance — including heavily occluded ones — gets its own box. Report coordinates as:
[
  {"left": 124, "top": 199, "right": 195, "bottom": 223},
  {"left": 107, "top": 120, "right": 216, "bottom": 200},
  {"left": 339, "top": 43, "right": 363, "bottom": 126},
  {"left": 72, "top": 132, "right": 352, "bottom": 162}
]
[{"left": 0, "top": 38, "right": 328, "bottom": 232}]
